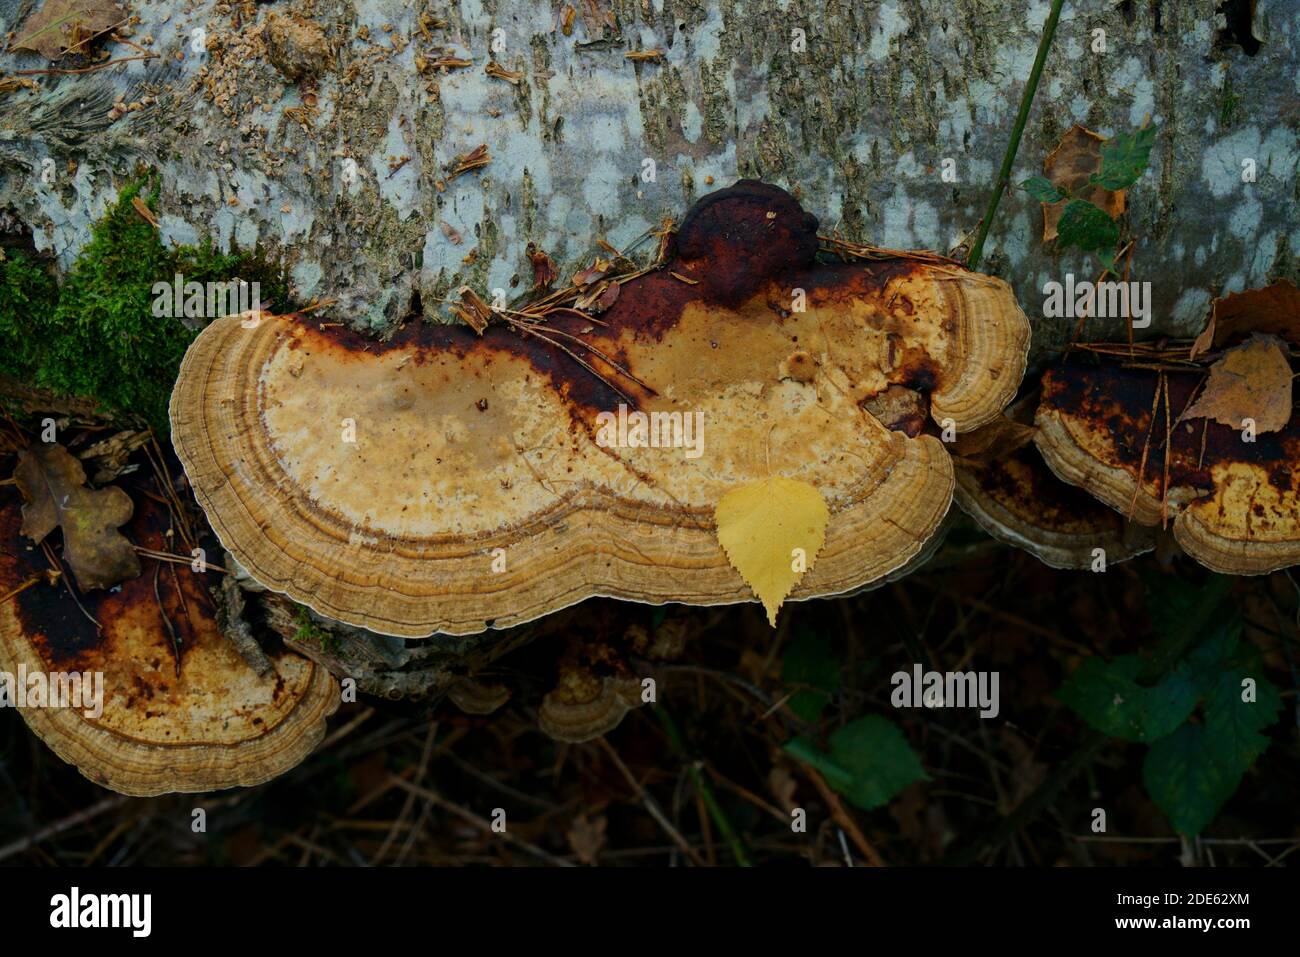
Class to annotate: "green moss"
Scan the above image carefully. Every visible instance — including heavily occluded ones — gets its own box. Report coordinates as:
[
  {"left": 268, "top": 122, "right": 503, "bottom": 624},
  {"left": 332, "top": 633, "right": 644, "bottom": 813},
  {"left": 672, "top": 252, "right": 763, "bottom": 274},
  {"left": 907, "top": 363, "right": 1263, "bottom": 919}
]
[
  {"left": 294, "top": 607, "right": 339, "bottom": 654},
  {"left": 0, "top": 250, "right": 59, "bottom": 382},
  {"left": 0, "top": 174, "right": 292, "bottom": 434}
]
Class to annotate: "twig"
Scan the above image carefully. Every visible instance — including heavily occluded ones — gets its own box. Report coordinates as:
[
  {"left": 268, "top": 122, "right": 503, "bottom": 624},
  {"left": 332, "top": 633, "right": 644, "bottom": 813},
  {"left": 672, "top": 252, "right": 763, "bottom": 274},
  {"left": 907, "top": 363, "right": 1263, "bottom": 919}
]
[
  {"left": 0, "top": 576, "right": 38, "bottom": 606},
  {"left": 0, "top": 796, "right": 128, "bottom": 863},
  {"left": 966, "top": 0, "right": 1066, "bottom": 269},
  {"left": 598, "top": 737, "right": 706, "bottom": 866},
  {"left": 153, "top": 562, "right": 181, "bottom": 677},
  {"left": 15, "top": 54, "right": 156, "bottom": 75},
  {"left": 373, "top": 722, "right": 438, "bottom": 864},
  {"left": 654, "top": 706, "right": 753, "bottom": 866},
  {"left": 1126, "top": 373, "right": 1163, "bottom": 520},
  {"left": 798, "top": 762, "right": 887, "bottom": 866},
  {"left": 40, "top": 542, "right": 98, "bottom": 633},
  {"left": 388, "top": 775, "right": 574, "bottom": 866}
]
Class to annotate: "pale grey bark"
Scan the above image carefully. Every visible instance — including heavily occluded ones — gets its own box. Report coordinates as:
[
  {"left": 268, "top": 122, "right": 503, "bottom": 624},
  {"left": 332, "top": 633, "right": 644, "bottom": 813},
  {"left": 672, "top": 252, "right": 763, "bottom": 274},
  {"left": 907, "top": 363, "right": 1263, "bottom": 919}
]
[{"left": 0, "top": 0, "right": 1295, "bottom": 362}]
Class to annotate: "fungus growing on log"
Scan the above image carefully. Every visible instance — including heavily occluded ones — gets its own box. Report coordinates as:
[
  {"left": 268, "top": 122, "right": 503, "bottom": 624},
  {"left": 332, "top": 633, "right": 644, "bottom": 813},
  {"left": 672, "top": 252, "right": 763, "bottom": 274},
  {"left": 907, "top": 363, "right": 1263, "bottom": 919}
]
[
  {"left": 952, "top": 396, "right": 1154, "bottom": 569},
  {"left": 538, "top": 639, "right": 645, "bottom": 744},
  {"left": 1035, "top": 364, "right": 1300, "bottom": 575},
  {"left": 0, "top": 481, "right": 338, "bottom": 796},
  {"left": 954, "top": 442, "right": 1153, "bottom": 572},
  {"left": 170, "top": 181, "right": 1029, "bottom": 636}
]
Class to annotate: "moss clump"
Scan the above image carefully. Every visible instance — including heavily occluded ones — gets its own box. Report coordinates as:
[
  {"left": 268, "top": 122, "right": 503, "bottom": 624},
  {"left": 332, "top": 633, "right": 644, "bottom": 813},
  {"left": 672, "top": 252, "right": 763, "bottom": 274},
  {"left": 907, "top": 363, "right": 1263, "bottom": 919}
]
[
  {"left": 0, "top": 249, "right": 59, "bottom": 380},
  {"left": 0, "top": 174, "right": 292, "bottom": 433},
  {"left": 294, "top": 607, "right": 339, "bottom": 654}
]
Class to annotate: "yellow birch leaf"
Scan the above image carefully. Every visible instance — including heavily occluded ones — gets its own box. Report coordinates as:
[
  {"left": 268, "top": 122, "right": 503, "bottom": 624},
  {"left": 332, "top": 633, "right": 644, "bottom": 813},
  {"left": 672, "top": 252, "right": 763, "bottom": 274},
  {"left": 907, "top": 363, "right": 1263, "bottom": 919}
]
[{"left": 715, "top": 477, "right": 829, "bottom": 627}]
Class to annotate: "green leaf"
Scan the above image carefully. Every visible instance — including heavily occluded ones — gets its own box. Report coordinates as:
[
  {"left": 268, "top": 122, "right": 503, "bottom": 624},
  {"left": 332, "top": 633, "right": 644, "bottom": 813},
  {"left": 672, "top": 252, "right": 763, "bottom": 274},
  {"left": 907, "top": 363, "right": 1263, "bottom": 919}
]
[
  {"left": 1140, "top": 623, "right": 1281, "bottom": 837},
  {"left": 1057, "top": 655, "right": 1198, "bottom": 742},
  {"left": 1143, "top": 723, "right": 1237, "bottom": 837},
  {"left": 1091, "top": 124, "right": 1158, "bottom": 191},
  {"left": 1194, "top": 630, "right": 1282, "bottom": 777},
  {"left": 781, "top": 630, "right": 840, "bottom": 722},
  {"left": 784, "top": 715, "right": 927, "bottom": 812},
  {"left": 1020, "top": 175, "right": 1066, "bottom": 203},
  {"left": 1055, "top": 199, "right": 1120, "bottom": 253}
]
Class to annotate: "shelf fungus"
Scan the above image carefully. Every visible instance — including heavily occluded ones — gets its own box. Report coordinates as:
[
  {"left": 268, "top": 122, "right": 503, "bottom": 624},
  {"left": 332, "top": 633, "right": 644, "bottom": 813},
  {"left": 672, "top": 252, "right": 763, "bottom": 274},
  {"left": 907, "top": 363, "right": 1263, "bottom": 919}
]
[
  {"left": 538, "top": 639, "right": 645, "bottom": 744},
  {"left": 1035, "top": 363, "right": 1300, "bottom": 575},
  {"left": 170, "top": 180, "right": 1029, "bottom": 636},
  {"left": 0, "top": 476, "right": 338, "bottom": 796},
  {"left": 953, "top": 401, "right": 1154, "bottom": 569}
]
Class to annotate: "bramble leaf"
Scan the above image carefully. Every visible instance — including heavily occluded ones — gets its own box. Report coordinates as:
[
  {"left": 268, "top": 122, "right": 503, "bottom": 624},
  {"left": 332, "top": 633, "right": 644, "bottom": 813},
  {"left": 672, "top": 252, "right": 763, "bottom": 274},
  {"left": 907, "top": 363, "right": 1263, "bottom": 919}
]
[
  {"left": 1057, "top": 655, "right": 1198, "bottom": 743},
  {"left": 1091, "top": 124, "right": 1158, "bottom": 191},
  {"left": 781, "top": 630, "right": 840, "bottom": 722},
  {"left": 1055, "top": 199, "right": 1120, "bottom": 253},
  {"left": 1021, "top": 176, "right": 1066, "bottom": 204},
  {"left": 785, "top": 715, "right": 927, "bottom": 811}
]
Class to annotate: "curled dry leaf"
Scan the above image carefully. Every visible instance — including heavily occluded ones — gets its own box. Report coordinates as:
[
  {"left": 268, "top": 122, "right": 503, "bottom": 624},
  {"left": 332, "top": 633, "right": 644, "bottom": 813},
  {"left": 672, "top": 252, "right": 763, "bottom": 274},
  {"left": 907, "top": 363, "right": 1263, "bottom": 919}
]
[
  {"left": 130, "top": 196, "right": 159, "bottom": 228},
  {"left": 446, "top": 144, "right": 491, "bottom": 180},
  {"left": 527, "top": 242, "right": 557, "bottom": 290},
  {"left": 13, "top": 443, "right": 140, "bottom": 591},
  {"left": 566, "top": 813, "right": 607, "bottom": 865},
  {"left": 1190, "top": 279, "right": 1300, "bottom": 360},
  {"left": 1181, "top": 334, "right": 1292, "bottom": 435},
  {"left": 13, "top": 0, "right": 124, "bottom": 60},
  {"left": 1040, "top": 125, "right": 1126, "bottom": 242},
  {"left": 715, "top": 476, "right": 829, "bottom": 626}
]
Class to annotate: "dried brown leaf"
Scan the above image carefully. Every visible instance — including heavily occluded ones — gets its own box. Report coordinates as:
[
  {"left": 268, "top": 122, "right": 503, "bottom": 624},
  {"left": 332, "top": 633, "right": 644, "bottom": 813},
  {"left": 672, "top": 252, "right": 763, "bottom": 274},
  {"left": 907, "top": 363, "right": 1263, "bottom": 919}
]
[
  {"left": 131, "top": 195, "right": 158, "bottom": 228},
  {"left": 484, "top": 61, "right": 524, "bottom": 84},
  {"left": 768, "top": 765, "right": 799, "bottom": 814},
  {"left": 1181, "top": 334, "right": 1293, "bottom": 434},
  {"left": 565, "top": 812, "right": 607, "bottom": 865},
  {"left": 527, "top": 242, "right": 557, "bottom": 290},
  {"left": 13, "top": 442, "right": 141, "bottom": 590},
  {"left": 1192, "top": 279, "right": 1300, "bottom": 358},
  {"left": 13, "top": 0, "right": 124, "bottom": 60},
  {"left": 1040, "top": 124, "right": 1126, "bottom": 242}
]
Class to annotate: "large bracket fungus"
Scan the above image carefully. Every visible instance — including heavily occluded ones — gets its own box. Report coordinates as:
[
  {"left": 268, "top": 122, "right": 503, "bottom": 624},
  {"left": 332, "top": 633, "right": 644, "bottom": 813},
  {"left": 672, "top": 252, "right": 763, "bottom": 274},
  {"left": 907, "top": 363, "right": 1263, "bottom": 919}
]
[
  {"left": 170, "top": 181, "right": 1029, "bottom": 637},
  {"left": 0, "top": 461, "right": 338, "bottom": 796},
  {"left": 1035, "top": 363, "right": 1300, "bottom": 576}
]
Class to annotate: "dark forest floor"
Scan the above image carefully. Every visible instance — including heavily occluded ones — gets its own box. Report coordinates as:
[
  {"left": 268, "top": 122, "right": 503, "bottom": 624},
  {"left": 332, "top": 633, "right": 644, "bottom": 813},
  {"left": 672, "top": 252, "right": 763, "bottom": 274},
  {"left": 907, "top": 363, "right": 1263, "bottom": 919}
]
[{"left": 3, "top": 526, "right": 1297, "bottom": 867}]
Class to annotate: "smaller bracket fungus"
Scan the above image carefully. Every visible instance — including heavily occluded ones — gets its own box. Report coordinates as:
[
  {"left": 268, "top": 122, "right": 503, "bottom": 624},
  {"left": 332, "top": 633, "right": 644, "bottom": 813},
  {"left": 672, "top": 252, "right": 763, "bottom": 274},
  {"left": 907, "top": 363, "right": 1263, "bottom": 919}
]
[
  {"left": 953, "top": 397, "right": 1154, "bottom": 569},
  {"left": 1035, "top": 364, "right": 1300, "bottom": 575},
  {"left": 537, "top": 639, "right": 645, "bottom": 744},
  {"left": 170, "top": 181, "right": 1029, "bottom": 636},
  {"left": 955, "top": 439, "right": 1154, "bottom": 570},
  {"left": 0, "top": 473, "right": 338, "bottom": 796}
]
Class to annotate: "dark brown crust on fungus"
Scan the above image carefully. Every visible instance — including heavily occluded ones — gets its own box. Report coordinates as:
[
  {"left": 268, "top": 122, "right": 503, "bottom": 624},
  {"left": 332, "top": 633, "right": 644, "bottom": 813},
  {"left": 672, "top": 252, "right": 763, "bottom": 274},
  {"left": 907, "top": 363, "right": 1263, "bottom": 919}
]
[
  {"left": 0, "top": 476, "right": 338, "bottom": 796},
  {"left": 954, "top": 442, "right": 1154, "bottom": 569},
  {"left": 1035, "top": 364, "right": 1300, "bottom": 575}
]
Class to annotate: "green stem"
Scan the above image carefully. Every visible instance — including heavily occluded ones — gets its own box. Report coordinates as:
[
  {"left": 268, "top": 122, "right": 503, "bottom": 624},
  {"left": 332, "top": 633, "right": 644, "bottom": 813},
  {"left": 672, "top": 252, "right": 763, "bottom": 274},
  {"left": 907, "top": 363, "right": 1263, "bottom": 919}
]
[
  {"left": 966, "top": 0, "right": 1067, "bottom": 270},
  {"left": 655, "top": 706, "right": 754, "bottom": 867}
]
